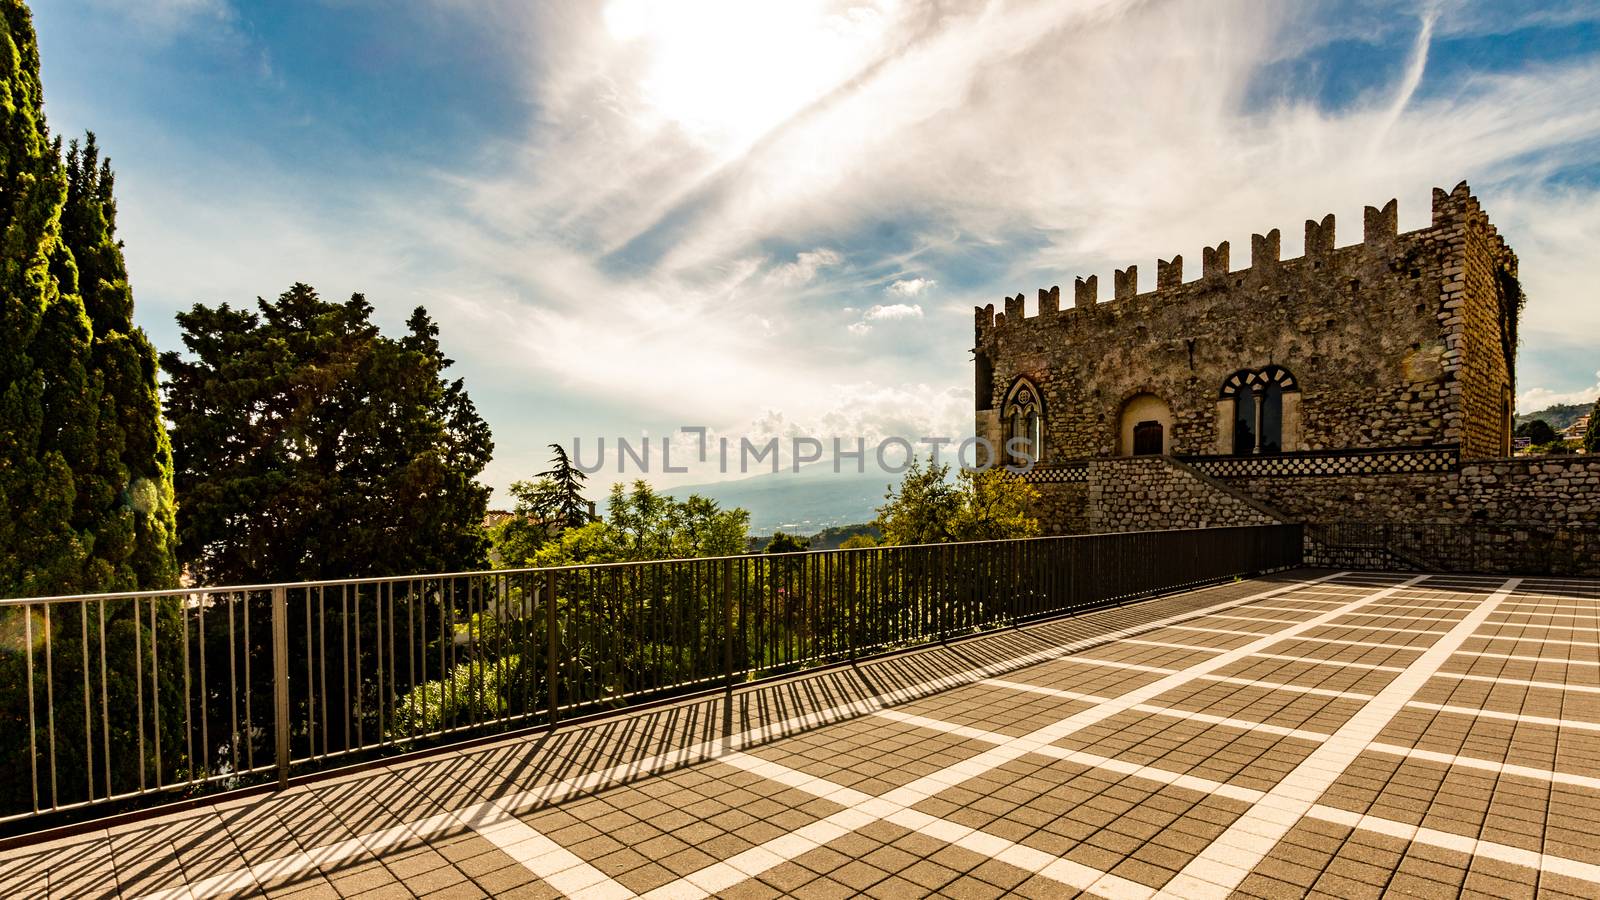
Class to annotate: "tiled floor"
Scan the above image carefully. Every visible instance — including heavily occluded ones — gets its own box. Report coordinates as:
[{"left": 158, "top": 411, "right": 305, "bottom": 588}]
[{"left": 3, "top": 569, "right": 1598, "bottom": 899}]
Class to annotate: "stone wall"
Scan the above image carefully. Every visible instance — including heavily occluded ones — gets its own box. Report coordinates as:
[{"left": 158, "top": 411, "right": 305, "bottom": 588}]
[
  {"left": 1026, "top": 453, "right": 1598, "bottom": 574},
  {"left": 1221, "top": 455, "right": 1600, "bottom": 574},
  {"left": 1220, "top": 455, "right": 1600, "bottom": 528},
  {"left": 1028, "top": 458, "right": 1285, "bottom": 535},
  {"left": 974, "top": 183, "right": 1518, "bottom": 464}
]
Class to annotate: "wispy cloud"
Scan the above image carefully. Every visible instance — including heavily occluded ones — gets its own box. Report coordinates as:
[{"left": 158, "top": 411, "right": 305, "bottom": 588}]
[{"left": 72, "top": 0, "right": 1600, "bottom": 496}]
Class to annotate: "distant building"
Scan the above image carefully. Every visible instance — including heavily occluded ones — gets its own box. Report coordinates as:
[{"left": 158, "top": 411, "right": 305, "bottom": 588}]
[{"left": 1563, "top": 414, "right": 1591, "bottom": 442}]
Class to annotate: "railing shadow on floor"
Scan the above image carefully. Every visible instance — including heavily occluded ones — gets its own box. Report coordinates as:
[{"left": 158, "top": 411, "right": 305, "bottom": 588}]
[{"left": 0, "top": 569, "right": 1325, "bottom": 896}]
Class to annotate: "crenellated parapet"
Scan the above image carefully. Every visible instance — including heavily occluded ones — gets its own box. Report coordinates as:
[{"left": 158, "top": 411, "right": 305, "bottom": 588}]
[{"left": 973, "top": 183, "right": 1497, "bottom": 338}]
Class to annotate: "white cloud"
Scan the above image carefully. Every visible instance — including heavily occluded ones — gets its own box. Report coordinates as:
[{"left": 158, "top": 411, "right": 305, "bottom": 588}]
[
  {"left": 763, "top": 248, "right": 843, "bottom": 288},
  {"left": 863, "top": 303, "right": 923, "bottom": 322},
  {"left": 1520, "top": 371, "right": 1600, "bottom": 412},
  {"left": 886, "top": 277, "right": 936, "bottom": 297},
  {"left": 848, "top": 301, "right": 924, "bottom": 335}
]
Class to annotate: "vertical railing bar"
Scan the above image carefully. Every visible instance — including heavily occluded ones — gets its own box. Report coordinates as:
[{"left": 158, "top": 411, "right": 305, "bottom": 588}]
[
  {"left": 132, "top": 598, "right": 144, "bottom": 792},
  {"left": 180, "top": 599, "right": 191, "bottom": 791},
  {"left": 348, "top": 584, "right": 358, "bottom": 753},
  {"left": 26, "top": 604, "right": 38, "bottom": 813},
  {"left": 243, "top": 592, "right": 254, "bottom": 773},
  {"left": 150, "top": 596, "right": 162, "bottom": 788},
  {"left": 546, "top": 570, "right": 558, "bottom": 728},
  {"left": 305, "top": 588, "right": 315, "bottom": 760},
  {"left": 82, "top": 602, "right": 94, "bottom": 803},
  {"left": 272, "top": 586, "right": 289, "bottom": 787},
  {"left": 318, "top": 586, "right": 328, "bottom": 760},
  {"left": 45, "top": 603, "right": 56, "bottom": 808},
  {"left": 100, "top": 599, "right": 111, "bottom": 796},
  {"left": 226, "top": 595, "right": 239, "bottom": 780},
  {"left": 408, "top": 578, "right": 417, "bottom": 738}
]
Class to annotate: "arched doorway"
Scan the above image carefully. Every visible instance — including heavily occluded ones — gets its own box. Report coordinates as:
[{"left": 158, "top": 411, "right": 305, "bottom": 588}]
[{"left": 1119, "top": 393, "right": 1173, "bottom": 456}]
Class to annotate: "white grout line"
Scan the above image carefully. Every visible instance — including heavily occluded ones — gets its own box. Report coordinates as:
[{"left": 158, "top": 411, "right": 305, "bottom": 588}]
[
  {"left": 1267, "top": 635, "right": 1428, "bottom": 652},
  {"left": 633, "top": 575, "right": 1414, "bottom": 900},
  {"left": 1465, "top": 630, "right": 1600, "bottom": 643},
  {"left": 1044, "top": 656, "right": 1378, "bottom": 700},
  {"left": 1166, "top": 625, "right": 1276, "bottom": 638},
  {"left": 1153, "top": 576, "right": 1522, "bottom": 900},
  {"left": 1206, "top": 613, "right": 1315, "bottom": 625},
  {"left": 1305, "top": 804, "right": 1600, "bottom": 886},
  {"left": 1404, "top": 702, "right": 1600, "bottom": 733},
  {"left": 1484, "top": 608, "right": 1600, "bottom": 614},
  {"left": 1250, "top": 653, "right": 1406, "bottom": 672},
  {"left": 1300, "top": 623, "right": 1455, "bottom": 637},
  {"left": 1122, "top": 638, "right": 1227, "bottom": 653},
  {"left": 923, "top": 685, "right": 1334, "bottom": 744},
  {"left": 1454, "top": 650, "right": 1600, "bottom": 667},
  {"left": 1430, "top": 671, "right": 1600, "bottom": 695},
  {"left": 1325, "top": 611, "right": 1470, "bottom": 623},
  {"left": 1365, "top": 743, "right": 1600, "bottom": 791}
]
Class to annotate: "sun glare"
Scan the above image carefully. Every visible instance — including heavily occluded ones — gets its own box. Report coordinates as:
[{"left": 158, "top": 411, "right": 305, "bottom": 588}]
[{"left": 603, "top": 0, "right": 899, "bottom": 154}]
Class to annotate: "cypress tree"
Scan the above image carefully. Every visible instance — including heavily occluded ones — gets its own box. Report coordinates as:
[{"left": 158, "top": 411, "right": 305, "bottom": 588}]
[
  {"left": 0, "top": 0, "right": 96, "bottom": 598},
  {"left": 1, "top": 2, "right": 183, "bottom": 816},
  {"left": 1586, "top": 399, "right": 1598, "bottom": 455},
  {"left": 61, "top": 133, "right": 178, "bottom": 591}
]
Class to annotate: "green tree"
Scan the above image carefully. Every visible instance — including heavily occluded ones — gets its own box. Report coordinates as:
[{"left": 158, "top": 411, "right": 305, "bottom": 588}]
[
  {"left": 838, "top": 533, "right": 879, "bottom": 549},
  {"left": 763, "top": 531, "right": 810, "bottom": 554},
  {"left": 1, "top": 3, "right": 181, "bottom": 816},
  {"left": 536, "top": 443, "right": 591, "bottom": 530},
  {"left": 60, "top": 133, "right": 178, "bottom": 591},
  {"left": 0, "top": 1, "right": 96, "bottom": 598},
  {"left": 1515, "top": 419, "right": 1557, "bottom": 447},
  {"left": 534, "top": 482, "right": 749, "bottom": 567},
  {"left": 490, "top": 478, "right": 558, "bottom": 568},
  {"left": 161, "top": 284, "right": 494, "bottom": 582},
  {"left": 1585, "top": 401, "right": 1598, "bottom": 455},
  {"left": 875, "top": 457, "right": 1041, "bottom": 545}
]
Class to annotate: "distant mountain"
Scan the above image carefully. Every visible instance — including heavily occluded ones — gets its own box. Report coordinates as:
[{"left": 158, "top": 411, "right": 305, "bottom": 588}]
[
  {"left": 665, "top": 464, "right": 900, "bottom": 535},
  {"left": 1518, "top": 403, "right": 1591, "bottom": 433}
]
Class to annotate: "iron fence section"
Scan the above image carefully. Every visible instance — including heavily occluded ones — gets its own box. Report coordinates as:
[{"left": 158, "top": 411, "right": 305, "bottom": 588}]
[{"left": 0, "top": 524, "right": 1300, "bottom": 825}]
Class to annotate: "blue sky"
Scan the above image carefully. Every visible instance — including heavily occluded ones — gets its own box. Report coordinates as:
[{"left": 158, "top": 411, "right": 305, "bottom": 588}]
[{"left": 33, "top": 0, "right": 1600, "bottom": 501}]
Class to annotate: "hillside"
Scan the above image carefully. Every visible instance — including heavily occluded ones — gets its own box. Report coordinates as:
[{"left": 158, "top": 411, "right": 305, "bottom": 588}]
[{"left": 1517, "top": 403, "right": 1592, "bottom": 433}]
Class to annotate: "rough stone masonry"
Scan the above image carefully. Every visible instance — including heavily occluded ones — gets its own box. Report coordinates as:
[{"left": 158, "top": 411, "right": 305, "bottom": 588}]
[{"left": 971, "top": 182, "right": 1599, "bottom": 573}]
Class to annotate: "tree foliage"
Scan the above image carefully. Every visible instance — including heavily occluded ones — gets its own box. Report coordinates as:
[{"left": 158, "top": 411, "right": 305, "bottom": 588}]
[
  {"left": 1515, "top": 419, "right": 1557, "bottom": 447},
  {"left": 763, "top": 531, "right": 810, "bottom": 554},
  {"left": 875, "top": 457, "right": 1041, "bottom": 545},
  {"left": 536, "top": 443, "right": 591, "bottom": 530},
  {"left": 534, "top": 481, "right": 749, "bottom": 567},
  {"left": 161, "top": 283, "right": 494, "bottom": 583},
  {"left": 1, "top": 2, "right": 98, "bottom": 597},
  {"left": 1, "top": 3, "right": 180, "bottom": 816},
  {"left": 1586, "top": 402, "right": 1598, "bottom": 455}
]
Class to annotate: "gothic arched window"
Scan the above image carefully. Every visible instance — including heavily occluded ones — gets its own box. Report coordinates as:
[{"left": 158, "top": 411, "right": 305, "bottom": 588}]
[
  {"left": 1003, "top": 379, "right": 1044, "bottom": 466},
  {"left": 1220, "top": 367, "right": 1298, "bottom": 455}
]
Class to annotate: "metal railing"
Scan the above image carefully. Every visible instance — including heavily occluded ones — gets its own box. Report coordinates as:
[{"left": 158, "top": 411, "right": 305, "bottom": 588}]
[{"left": 0, "top": 524, "right": 1301, "bottom": 825}]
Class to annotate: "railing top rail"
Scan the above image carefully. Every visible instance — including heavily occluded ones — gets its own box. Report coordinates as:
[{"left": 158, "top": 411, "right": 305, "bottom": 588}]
[{"left": 0, "top": 523, "right": 1299, "bottom": 607}]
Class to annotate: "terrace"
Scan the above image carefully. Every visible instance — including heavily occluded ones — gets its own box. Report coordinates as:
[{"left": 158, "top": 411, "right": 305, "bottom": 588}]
[{"left": 2, "top": 528, "right": 1598, "bottom": 898}]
